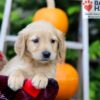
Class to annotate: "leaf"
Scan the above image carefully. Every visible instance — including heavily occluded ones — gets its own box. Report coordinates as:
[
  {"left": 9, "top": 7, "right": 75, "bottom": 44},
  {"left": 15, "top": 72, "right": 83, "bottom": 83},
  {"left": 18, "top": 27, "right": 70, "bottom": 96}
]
[
  {"left": 67, "top": 5, "right": 80, "bottom": 15},
  {"left": 90, "top": 82, "right": 96, "bottom": 100},
  {"left": 89, "top": 40, "right": 100, "bottom": 60}
]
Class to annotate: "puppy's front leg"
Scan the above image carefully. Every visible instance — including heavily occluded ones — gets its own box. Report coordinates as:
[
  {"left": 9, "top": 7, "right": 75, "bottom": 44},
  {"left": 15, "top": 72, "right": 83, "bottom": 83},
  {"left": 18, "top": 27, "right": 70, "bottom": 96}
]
[
  {"left": 8, "top": 70, "right": 25, "bottom": 91},
  {"left": 32, "top": 73, "right": 48, "bottom": 89}
]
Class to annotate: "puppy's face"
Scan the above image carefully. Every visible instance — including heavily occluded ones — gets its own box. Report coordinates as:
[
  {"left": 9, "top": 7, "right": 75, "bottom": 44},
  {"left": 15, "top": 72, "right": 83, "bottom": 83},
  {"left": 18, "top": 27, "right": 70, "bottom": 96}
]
[
  {"left": 27, "top": 31, "right": 58, "bottom": 63},
  {"left": 15, "top": 21, "right": 65, "bottom": 64}
]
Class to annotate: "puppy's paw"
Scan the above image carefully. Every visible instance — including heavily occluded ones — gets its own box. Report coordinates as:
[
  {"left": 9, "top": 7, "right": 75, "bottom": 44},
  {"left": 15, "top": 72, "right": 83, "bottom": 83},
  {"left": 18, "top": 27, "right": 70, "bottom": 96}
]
[
  {"left": 8, "top": 74, "right": 24, "bottom": 91},
  {"left": 32, "top": 74, "right": 48, "bottom": 89}
]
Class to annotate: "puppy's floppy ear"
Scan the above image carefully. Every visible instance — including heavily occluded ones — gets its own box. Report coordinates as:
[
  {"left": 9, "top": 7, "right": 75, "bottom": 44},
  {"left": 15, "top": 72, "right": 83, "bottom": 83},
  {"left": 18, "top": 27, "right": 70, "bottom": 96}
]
[
  {"left": 14, "top": 29, "right": 28, "bottom": 58},
  {"left": 56, "top": 29, "right": 66, "bottom": 63}
]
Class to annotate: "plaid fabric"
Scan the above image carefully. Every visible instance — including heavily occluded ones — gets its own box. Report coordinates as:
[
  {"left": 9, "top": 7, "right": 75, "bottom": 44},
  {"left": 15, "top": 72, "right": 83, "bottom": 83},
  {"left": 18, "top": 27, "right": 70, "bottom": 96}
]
[
  {"left": 0, "top": 76, "right": 58, "bottom": 100},
  {"left": 0, "top": 52, "right": 7, "bottom": 70}
]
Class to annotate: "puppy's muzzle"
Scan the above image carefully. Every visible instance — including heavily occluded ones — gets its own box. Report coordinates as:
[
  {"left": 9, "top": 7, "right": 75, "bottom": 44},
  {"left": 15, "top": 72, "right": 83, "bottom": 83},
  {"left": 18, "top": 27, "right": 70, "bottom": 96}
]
[{"left": 42, "top": 51, "right": 51, "bottom": 60}]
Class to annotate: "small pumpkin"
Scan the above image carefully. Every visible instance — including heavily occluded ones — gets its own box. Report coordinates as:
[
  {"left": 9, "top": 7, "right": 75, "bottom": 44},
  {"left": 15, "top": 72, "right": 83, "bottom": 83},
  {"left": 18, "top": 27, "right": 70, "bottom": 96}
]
[
  {"left": 56, "top": 63, "right": 79, "bottom": 100},
  {"left": 33, "top": 0, "right": 68, "bottom": 35}
]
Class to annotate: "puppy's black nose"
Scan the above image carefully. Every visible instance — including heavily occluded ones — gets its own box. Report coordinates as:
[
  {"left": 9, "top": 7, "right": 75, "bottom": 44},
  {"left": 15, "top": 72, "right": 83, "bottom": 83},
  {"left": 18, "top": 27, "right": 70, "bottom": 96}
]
[{"left": 42, "top": 51, "right": 51, "bottom": 58}]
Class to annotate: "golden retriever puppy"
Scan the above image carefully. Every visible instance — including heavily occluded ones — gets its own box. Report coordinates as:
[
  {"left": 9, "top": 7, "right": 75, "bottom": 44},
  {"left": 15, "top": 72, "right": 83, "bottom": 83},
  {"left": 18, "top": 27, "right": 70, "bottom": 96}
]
[{"left": 0, "top": 21, "right": 65, "bottom": 91}]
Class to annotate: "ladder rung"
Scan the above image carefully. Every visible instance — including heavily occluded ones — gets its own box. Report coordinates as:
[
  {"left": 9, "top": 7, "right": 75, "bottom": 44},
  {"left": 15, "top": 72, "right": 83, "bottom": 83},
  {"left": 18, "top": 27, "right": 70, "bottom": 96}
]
[
  {"left": 6, "top": 36, "right": 83, "bottom": 50},
  {"left": 6, "top": 35, "right": 17, "bottom": 42},
  {"left": 65, "top": 41, "right": 83, "bottom": 50}
]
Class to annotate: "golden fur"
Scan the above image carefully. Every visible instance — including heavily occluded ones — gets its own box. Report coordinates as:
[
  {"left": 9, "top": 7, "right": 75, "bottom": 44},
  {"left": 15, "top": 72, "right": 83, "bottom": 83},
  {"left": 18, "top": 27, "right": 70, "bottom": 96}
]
[{"left": 0, "top": 21, "right": 65, "bottom": 91}]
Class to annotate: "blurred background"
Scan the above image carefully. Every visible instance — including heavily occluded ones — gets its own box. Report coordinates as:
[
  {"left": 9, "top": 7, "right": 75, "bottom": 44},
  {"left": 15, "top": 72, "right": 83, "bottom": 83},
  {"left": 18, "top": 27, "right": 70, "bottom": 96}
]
[{"left": 0, "top": 0, "right": 100, "bottom": 100}]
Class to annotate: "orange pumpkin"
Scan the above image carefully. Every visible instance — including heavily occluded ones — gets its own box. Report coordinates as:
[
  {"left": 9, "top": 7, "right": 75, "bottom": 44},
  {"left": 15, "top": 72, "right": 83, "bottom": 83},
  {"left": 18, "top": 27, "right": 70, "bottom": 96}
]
[
  {"left": 33, "top": 8, "right": 68, "bottom": 34},
  {"left": 33, "top": 0, "right": 68, "bottom": 35},
  {"left": 56, "top": 63, "right": 79, "bottom": 100}
]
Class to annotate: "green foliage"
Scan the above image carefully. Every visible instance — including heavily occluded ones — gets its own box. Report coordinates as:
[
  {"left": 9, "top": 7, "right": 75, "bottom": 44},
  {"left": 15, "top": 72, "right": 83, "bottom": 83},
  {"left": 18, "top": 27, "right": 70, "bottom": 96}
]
[
  {"left": 66, "top": 49, "right": 78, "bottom": 60},
  {"left": 90, "top": 67, "right": 100, "bottom": 100},
  {"left": 0, "top": 0, "right": 5, "bottom": 26},
  {"left": 10, "top": 9, "right": 33, "bottom": 35},
  {"left": 89, "top": 40, "right": 100, "bottom": 100},
  {"left": 89, "top": 40, "right": 100, "bottom": 60},
  {"left": 67, "top": 5, "right": 80, "bottom": 15},
  {"left": 6, "top": 45, "right": 15, "bottom": 60}
]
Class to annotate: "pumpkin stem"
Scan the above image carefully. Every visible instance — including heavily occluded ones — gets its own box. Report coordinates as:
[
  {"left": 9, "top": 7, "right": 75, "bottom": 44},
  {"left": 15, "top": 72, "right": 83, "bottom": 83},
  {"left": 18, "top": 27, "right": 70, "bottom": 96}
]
[{"left": 46, "top": 0, "right": 55, "bottom": 8}]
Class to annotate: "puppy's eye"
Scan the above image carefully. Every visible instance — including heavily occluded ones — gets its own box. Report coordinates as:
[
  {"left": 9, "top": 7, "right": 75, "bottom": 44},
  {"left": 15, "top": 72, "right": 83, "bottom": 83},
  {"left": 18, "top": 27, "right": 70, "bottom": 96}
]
[
  {"left": 32, "top": 38, "right": 39, "bottom": 43},
  {"left": 51, "top": 39, "right": 56, "bottom": 43}
]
